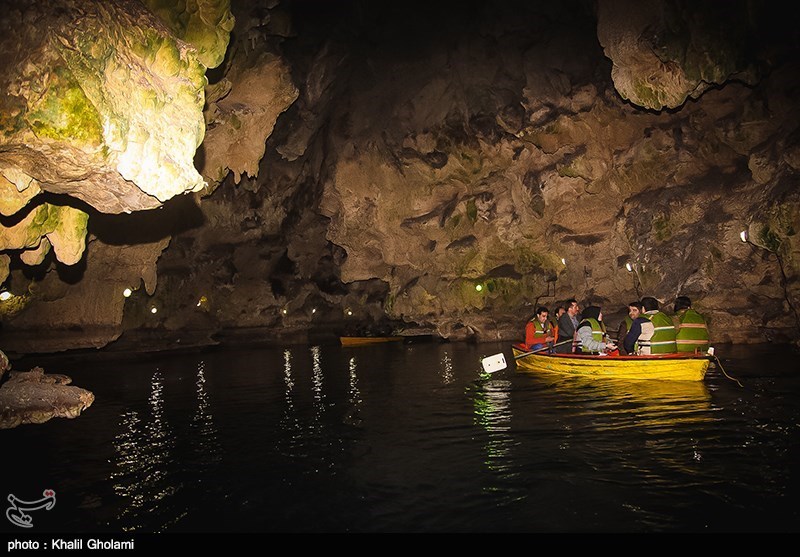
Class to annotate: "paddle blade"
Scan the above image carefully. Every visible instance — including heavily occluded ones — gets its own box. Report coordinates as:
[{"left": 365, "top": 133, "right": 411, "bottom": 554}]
[{"left": 481, "top": 353, "right": 507, "bottom": 373}]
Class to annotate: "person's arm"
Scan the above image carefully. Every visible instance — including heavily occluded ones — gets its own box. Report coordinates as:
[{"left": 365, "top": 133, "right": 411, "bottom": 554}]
[
  {"left": 578, "top": 325, "right": 606, "bottom": 352},
  {"left": 525, "top": 321, "right": 535, "bottom": 348}
]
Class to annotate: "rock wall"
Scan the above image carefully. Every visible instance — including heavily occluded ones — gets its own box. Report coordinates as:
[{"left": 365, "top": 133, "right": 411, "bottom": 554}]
[{"left": 1, "top": 0, "right": 799, "bottom": 354}]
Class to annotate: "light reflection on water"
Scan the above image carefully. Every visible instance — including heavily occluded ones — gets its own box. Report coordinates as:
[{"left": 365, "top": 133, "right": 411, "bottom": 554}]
[
  {"left": 110, "top": 370, "right": 179, "bottom": 531},
  {"left": 5, "top": 342, "right": 799, "bottom": 532}
]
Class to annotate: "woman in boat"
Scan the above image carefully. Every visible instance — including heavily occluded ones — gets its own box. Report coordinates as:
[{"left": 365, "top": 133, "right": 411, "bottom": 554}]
[
  {"left": 525, "top": 306, "right": 555, "bottom": 352},
  {"left": 576, "top": 305, "right": 617, "bottom": 354}
]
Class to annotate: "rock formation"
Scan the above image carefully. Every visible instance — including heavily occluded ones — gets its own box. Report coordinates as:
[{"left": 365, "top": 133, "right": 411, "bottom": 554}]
[
  {"left": 1, "top": 0, "right": 799, "bottom": 356},
  {"left": 0, "top": 362, "right": 94, "bottom": 429}
]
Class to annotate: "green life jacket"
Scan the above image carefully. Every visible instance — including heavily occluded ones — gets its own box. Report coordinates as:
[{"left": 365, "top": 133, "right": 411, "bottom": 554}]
[
  {"left": 675, "top": 308, "right": 709, "bottom": 353},
  {"left": 578, "top": 317, "right": 606, "bottom": 354},
  {"left": 645, "top": 310, "right": 677, "bottom": 354}
]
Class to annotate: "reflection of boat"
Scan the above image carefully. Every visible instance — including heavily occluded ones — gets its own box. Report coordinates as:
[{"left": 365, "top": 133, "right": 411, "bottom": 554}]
[
  {"left": 512, "top": 344, "right": 710, "bottom": 381},
  {"left": 340, "top": 336, "right": 405, "bottom": 346}
]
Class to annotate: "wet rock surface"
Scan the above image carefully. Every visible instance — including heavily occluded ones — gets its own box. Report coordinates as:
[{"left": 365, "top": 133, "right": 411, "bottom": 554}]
[{"left": 0, "top": 364, "right": 94, "bottom": 429}]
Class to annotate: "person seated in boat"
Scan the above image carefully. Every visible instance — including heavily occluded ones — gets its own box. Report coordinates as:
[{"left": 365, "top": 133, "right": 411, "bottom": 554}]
[
  {"left": 616, "top": 301, "right": 639, "bottom": 355},
  {"left": 525, "top": 306, "right": 555, "bottom": 352},
  {"left": 636, "top": 296, "right": 677, "bottom": 354},
  {"left": 549, "top": 305, "right": 563, "bottom": 339},
  {"left": 673, "top": 295, "right": 710, "bottom": 353},
  {"left": 576, "top": 305, "right": 617, "bottom": 354},
  {"left": 623, "top": 300, "right": 653, "bottom": 355},
  {"left": 555, "top": 299, "right": 580, "bottom": 353}
]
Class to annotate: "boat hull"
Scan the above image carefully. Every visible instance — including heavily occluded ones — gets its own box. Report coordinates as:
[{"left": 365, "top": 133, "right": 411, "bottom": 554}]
[
  {"left": 340, "top": 336, "right": 405, "bottom": 346},
  {"left": 512, "top": 347, "right": 709, "bottom": 381}
]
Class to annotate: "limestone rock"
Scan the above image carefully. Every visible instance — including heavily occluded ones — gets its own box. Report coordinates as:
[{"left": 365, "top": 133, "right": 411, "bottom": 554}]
[
  {"left": 0, "top": 0, "right": 215, "bottom": 214},
  {"left": 143, "top": 0, "right": 234, "bottom": 69},
  {"left": 0, "top": 367, "right": 94, "bottom": 429},
  {"left": 597, "top": 0, "right": 762, "bottom": 110},
  {"left": 200, "top": 51, "right": 299, "bottom": 186},
  {"left": 0, "top": 203, "right": 89, "bottom": 266}
]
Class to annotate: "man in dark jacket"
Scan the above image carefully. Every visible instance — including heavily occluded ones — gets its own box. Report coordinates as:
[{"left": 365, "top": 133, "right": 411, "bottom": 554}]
[{"left": 555, "top": 299, "right": 580, "bottom": 353}]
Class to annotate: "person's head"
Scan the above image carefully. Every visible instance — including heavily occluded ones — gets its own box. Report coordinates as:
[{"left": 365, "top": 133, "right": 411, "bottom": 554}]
[
  {"left": 535, "top": 306, "right": 549, "bottom": 323},
  {"left": 628, "top": 301, "right": 643, "bottom": 319},
  {"left": 554, "top": 305, "right": 566, "bottom": 318},
  {"left": 641, "top": 296, "right": 659, "bottom": 312},
  {"left": 566, "top": 299, "right": 579, "bottom": 316},
  {"left": 582, "top": 305, "right": 601, "bottom": 321},
  {"left": 674, "top": 295, "right": 692, "bottom": 313}
]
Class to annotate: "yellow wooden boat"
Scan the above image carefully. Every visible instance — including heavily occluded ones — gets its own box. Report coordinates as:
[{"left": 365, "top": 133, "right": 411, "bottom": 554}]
[
  {"left": 340, "top": 336, "right": 405, "bottom": 346},
  {"left": 511, "top": 345, "right": 710, "bottom": 381}
]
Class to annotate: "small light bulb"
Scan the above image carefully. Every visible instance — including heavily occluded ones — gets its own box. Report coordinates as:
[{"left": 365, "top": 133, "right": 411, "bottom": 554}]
[
  {"left": 150, "top": 307, "right": 158, "bottom": 314},
  {"left": 561, "top": 258, "right": 566, "bottom": 265},
  {"left": 282, "top": 308, "right": 287, "bottom": 315},
  {"left": 123, "top": 288, "right": 132, "bottom": 298},
  {"left": 347, "top": 309, "right": 353, "bottom": 316},
  {"left": 311, "top": 308, "right": 317, "bottom": 314},
  {"left": 740, "top": 230, "right": 748, "bottom": 242},
  {"left": 0, "top": 291, "right": 12, "bottom": 301},
  {"left": 625, "top": 262, "right": 633, "bottom": 272}
]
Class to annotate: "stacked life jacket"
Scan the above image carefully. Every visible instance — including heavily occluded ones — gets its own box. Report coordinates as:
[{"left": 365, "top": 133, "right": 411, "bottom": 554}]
[
  {"left": 675, "top": 308, "right": 709, "bottom": 353},
  {"left": 525, "top": 318, "right": 553, "bottom": 350},
  {"left": 641, "top": 310, "right": 677, "bottom": 354},
  {"left": 577, "top": 317, "right": 606, "bottom": 354}
]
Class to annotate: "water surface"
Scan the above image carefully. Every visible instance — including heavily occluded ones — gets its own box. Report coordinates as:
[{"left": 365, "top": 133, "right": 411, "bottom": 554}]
[{"left": 2, "top": 342, "right": 798, "bottom": 533}]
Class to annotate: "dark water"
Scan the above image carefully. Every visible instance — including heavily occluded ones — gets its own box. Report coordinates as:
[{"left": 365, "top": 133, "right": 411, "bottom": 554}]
[{"left": 2, "top": 342, "right": 799, "bottom": 534}]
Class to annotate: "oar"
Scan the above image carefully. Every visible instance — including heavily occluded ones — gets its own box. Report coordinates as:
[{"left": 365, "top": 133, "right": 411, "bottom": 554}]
[
  {"left": 513, "top": 339, "right": 574, "bottom": 360},
  {"left": 481, "top": 339, "right": 573, "bottom": 373}
]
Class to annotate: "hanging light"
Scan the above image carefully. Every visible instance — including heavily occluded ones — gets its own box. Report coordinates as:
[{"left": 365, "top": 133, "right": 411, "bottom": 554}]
[
  {"left": 346, "top": 309, "right": 353, "bottom": 316},
  {"left": 625, "top": 262, "right": 633, "bottom": 272},
  {"left": 740, "top": 230, "right": 748, "bottom": 242},
  {"left": 0, "top": 291, "right": 12, "bottom": 301},
  {"left": 311, "top": 308, "right": 317, "bottom": 314},
  {"left": 475, "top": 284, "right": 483, "bottom": 292},
  {"left": 281, "top": 308, "right": 288, "bottom": 315},
  {"left": 561, "top": 258, "right": 566, "bottom": 265},
  {"left": 150, "top": 306, "right": 158, "bottom": 314},
  {"left": 123, "top": 287, "right": 132, "bottom": 298}
]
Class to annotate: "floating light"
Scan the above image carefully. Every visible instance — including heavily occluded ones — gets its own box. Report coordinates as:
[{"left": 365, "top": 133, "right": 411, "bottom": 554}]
[
  {"left": 625, "top": 262, "right": 633, "bottom": 272},
  {"left": 740, "top": 230, "right": 748, "bottom": 242},
  {"left": 0, "top": 291, "right": 12, "bottom": 301},
  {"left": 123, "top": 288, "right": 132, "bottom": 298}
]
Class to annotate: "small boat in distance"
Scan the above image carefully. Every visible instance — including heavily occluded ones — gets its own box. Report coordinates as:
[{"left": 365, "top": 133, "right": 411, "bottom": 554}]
[
  {"left": 340, "top": 336, "right": 405, "bottom": 347},
  {"left": 511, "top": 344, "right": 711, "bottom": 381}
]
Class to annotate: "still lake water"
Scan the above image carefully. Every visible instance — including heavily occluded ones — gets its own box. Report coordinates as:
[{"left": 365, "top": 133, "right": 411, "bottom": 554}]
[{"left": 2, "top": 341, "right": 799, "bottom": 533}]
